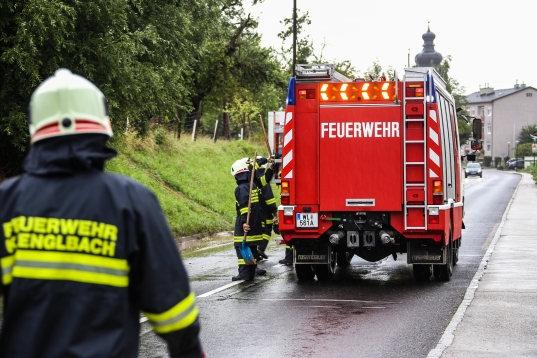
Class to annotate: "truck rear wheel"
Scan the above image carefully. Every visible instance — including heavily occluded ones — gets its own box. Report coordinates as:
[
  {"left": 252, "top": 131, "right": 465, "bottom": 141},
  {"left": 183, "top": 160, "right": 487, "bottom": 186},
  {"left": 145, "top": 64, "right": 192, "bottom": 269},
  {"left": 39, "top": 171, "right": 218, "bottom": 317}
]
[
  {"left": 313, "top": 250, "right": 337, "bottom": 281},
  {"left": 295, "top": 264, "right": 315, "bottom": 280},
  {"left": 434, "top": 236, "right": 453, "bottom": 281},
  {"left": 413, "top": 264, "right": 432, "bottom": 282}
]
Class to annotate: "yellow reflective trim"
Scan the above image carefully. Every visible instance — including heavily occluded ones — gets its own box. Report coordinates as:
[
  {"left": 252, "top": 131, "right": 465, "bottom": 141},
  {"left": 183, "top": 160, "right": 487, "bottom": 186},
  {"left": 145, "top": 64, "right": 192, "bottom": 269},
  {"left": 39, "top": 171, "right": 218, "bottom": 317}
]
[
  {"left": 12, "top": 266, "right": 128, "bottom": 287},
  {"left": 16, "top": 250, "right": 128, "bottom": 270},
  {"left": 1, "top": 255, "right": 15, "bottom": 285},
  {"left": 237, "top": 259, "right": 245, "bottom": 265},
  {"left": 266, "top": 198, "right": 276, "bottom": 205},
  {"left": 262, "top": 234, "right": 270, "bottom": 241},
  {"left": 11, "top": 250, "right": 129, "bottom": 288},
  {"left": 144, "top": 292, "right": 199, "bottom": 334},
  {"left": 240, "top": 208, "right": 248, "bottom": 215},
  {"left": 266, "top": 219, "right": 274, "bottom": 224},
  {"left": 260, "top": 176, "right": 267, "bottom": 187},
  {"left": 234, "top": 235, "right": 263, "bottom": 242}
]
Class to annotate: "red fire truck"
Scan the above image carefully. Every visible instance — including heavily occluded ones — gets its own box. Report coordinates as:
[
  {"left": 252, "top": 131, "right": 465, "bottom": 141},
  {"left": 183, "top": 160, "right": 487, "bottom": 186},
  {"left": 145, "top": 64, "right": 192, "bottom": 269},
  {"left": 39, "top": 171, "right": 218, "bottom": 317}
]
[{"left": 275, "top": 64, "right": 473, "bottom": 282}]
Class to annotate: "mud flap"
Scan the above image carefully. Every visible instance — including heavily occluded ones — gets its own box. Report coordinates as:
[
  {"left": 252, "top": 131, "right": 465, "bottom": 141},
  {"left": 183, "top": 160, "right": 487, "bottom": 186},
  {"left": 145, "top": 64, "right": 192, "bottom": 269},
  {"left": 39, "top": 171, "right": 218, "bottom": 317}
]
[
  {"left": 294, "top": 246, "right": 330, "bottom": 265},
  {"left": 407, "top": 242, "right": 446, "bottom": 264}
]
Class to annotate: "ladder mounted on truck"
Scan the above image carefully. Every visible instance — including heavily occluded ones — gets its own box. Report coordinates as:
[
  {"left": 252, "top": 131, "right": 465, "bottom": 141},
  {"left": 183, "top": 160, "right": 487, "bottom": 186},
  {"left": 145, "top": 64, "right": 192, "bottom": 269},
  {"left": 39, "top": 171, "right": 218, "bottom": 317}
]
[
  {"left": 295, "top": 64, "right": 352, "bottom": 82},
  {"left": 403, "top": 69, "right": 430, "bottom": 230}
]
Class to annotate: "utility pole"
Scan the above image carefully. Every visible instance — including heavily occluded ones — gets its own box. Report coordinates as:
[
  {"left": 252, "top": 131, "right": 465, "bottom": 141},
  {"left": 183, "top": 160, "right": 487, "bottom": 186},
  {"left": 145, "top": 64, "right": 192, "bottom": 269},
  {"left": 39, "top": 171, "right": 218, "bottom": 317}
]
[{"left": 292, "top": 0, "right": 297, "bottom": 76}]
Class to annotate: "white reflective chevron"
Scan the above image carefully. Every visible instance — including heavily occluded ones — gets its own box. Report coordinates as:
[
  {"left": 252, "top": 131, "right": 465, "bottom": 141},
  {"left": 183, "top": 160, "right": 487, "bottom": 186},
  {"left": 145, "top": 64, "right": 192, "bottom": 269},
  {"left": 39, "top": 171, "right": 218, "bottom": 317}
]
[
  {"left": 429, "top": 109, "right": 437, "bottom": 122},
  {"left": 283, "top": 149, "right": 293, "bottom": 168},
  {"left": 429, "top": 148, "right": 440, "bottom": 167},
  {"left": 429, "top": 128, "right": 439, "bottom": 145},
  {"left": 284, "top": 169, "right": 293, "bottom": 179},
  {"left": 284, "top": 129, "right": 293, "bottom": 146},
  {"left": 429, "top": 169, "right": 439, "bottom": 178},
  {"left": 285, "top": 112, "right": 293, "bottom": 124}
]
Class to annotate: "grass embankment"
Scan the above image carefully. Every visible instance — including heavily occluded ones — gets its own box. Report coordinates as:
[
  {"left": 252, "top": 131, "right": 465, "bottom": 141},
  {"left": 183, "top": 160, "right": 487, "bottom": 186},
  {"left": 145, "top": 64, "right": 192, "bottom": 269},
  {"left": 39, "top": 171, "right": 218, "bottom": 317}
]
[{"left": 106, "top": 131, "right": 274, "bottom": 238}]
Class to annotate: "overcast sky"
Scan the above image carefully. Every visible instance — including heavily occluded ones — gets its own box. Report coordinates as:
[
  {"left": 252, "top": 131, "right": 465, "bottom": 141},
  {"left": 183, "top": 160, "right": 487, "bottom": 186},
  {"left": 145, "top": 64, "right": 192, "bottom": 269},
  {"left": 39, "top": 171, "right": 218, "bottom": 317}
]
[{"left": 244, "top": 0, "right": 535, "bottom": 95}]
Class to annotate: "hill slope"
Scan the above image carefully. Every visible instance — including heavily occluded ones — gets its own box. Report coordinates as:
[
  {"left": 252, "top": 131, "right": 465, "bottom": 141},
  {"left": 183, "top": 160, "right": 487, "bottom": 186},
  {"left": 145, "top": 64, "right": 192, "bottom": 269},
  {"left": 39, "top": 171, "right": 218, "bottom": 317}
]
[{"left": 105, "top": 131, "right": 274, "bottom": 237}]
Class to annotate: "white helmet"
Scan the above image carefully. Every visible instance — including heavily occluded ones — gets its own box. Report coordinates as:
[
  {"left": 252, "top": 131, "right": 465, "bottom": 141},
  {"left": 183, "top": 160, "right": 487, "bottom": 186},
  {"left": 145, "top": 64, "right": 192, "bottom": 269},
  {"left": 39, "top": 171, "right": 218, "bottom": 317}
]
[
  {"left": 28, "top": 68, "right": 113, "bottom": 143},
  {"left": 230, "top": 159, "right": 249, "bottom": 176}
]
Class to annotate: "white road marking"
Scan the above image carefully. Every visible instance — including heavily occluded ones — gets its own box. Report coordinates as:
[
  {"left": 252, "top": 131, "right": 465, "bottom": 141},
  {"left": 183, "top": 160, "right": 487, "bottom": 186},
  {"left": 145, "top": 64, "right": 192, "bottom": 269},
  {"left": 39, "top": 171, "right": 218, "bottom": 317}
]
[
  {"left": 197, "top": 281, "right": 245, "bottom": 298},
  {"left": 257, "top": 298, "right": 400, "bottom": 304}
]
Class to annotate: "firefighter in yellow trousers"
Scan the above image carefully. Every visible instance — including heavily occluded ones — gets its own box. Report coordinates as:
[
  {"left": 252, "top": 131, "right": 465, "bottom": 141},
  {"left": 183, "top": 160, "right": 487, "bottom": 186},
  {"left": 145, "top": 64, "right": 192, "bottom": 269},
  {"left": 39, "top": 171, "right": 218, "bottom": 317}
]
[{"left": 0, "top": 69, "right": 204, "bottom": 358}]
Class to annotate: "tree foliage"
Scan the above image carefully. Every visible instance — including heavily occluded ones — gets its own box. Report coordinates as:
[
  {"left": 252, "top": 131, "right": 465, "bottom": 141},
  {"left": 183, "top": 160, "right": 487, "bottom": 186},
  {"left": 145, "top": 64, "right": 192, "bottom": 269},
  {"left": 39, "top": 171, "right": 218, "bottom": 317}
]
[
  {"left": 435, "top": 55, "right": 471, "bottom": 145},
  {"left": 517, "top": 124, "right": 537, "bottom": 144},
  {"left": 0, "top": 0, "right": 287, "bottom": 178}
]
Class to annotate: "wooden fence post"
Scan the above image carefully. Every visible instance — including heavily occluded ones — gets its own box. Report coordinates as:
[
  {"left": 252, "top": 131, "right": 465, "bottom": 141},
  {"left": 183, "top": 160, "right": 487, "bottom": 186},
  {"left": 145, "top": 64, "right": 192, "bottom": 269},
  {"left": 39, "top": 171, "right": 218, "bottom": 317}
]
[{"left": 213, "top": 120, "right": 219, "bottom": 142}]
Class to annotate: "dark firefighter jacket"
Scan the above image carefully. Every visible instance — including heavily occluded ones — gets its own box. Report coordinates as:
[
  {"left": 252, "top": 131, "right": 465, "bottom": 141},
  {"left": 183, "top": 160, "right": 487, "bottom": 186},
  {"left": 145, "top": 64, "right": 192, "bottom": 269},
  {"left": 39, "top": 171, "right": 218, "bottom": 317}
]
[
  {"left": 0, "top": 134, "right": 202, "bottom": 358},
  {"left": 233, "top": 174, "right": 264, "bottom": 247},
  {"left": 255, "top": 167, "right": 277, "bottom": 219}
]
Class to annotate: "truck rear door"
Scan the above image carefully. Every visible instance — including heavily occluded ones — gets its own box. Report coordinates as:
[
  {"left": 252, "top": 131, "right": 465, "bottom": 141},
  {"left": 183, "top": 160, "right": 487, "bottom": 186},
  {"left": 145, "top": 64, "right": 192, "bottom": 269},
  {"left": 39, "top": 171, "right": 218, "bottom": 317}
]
[{"left": 319, "top": 104, "right": 403, "bottom": 211}]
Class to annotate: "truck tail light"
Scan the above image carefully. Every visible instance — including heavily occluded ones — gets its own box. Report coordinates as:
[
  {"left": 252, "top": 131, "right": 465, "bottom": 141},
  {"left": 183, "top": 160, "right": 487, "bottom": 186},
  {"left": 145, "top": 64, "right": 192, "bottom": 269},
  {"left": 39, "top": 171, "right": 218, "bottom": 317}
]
[
  {"left": 406, "top": 83, "right": 424, "bottom": 97},
  {"left": 432, "top": 180, "right": 443, "bottom": 204},
  {"left": 298, "top": 89, "right": 315, "bottom": 100},
  {"left": 281, "top": 180, "right": 290, "bottom": 205},
  {"left": 428, "top": 206, "right": 439, "bottom": 224},
  {"left": 283, "top": 206, "right": 294, "bottom": 225}
]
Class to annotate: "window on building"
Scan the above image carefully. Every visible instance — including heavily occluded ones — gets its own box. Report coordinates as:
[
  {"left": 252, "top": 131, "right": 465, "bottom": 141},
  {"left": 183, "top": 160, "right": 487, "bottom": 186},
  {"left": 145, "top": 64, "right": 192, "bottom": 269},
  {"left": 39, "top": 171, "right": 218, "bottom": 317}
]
[
  {"left": 486, "top": 143, "right": 491, "bottom": 152},
  {"left": 527, "top": 93, "right": 533, "bottom": 97},
  {"left": 471, "top": 109, "right": 475, "bottom": 115},
  {"left": 487, "top": 125, "right": 492, "bottom": 134},
  {"left": 487, "top": 107, "right": 492, "bottom": 115},
  {"left": 479, "top": 106, "right": 484, "bottom": 116}
]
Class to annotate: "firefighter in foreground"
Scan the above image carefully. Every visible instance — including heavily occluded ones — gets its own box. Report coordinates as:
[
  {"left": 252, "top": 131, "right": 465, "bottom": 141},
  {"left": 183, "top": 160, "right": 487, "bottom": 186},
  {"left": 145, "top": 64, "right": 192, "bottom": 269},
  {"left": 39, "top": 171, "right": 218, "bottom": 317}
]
[
  {"left": 231, "top": 158, "right": 275, "bottom": 281},
  {"left": 0, "top": 69, "right": 203, "bottom": 358}
]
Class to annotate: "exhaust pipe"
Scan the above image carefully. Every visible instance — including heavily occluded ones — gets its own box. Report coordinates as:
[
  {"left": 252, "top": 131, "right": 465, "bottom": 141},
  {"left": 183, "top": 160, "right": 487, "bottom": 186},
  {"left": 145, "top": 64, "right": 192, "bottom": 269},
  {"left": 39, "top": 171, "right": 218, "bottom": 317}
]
[
  {"left": 329, "top": 231, "right": 345, "bottom": 244},
  {"left": 379, "top": 230, "right": 394, "bottom": 245}
]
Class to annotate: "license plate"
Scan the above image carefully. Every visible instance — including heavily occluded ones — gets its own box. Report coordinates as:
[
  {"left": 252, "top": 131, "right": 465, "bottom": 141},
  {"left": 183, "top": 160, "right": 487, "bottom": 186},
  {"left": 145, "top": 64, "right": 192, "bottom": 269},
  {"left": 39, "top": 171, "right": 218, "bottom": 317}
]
[{"left": 296, "top": 213, "right": 318, "bottom": 228}]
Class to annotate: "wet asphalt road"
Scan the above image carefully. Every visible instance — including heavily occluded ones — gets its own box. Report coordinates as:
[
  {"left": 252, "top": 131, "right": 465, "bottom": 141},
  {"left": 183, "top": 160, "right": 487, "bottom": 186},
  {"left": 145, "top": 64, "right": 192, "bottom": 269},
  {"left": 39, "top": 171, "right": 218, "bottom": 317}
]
[{"left": 139, "top": 169, "right": 521, "bottom": 358}]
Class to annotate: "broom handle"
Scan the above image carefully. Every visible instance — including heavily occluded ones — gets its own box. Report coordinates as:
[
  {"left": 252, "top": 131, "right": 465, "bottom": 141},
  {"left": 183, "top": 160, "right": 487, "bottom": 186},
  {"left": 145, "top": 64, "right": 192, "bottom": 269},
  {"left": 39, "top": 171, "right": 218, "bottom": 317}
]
[
  {"left": 259, "top": 115, "right": 272, "bottom": 157},
  {"left": 243, "top": 151, "right": 257, "bottom": 240}
]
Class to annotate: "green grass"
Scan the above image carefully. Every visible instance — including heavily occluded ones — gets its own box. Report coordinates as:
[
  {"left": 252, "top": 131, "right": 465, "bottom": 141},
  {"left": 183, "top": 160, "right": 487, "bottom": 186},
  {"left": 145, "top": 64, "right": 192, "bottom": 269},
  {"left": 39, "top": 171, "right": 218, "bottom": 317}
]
[
  {"left": 106, "top": 131, "right": 275, "bottom": 237},
  {"left": 522, "top": 164, "right": 537, "bottom": 183}
]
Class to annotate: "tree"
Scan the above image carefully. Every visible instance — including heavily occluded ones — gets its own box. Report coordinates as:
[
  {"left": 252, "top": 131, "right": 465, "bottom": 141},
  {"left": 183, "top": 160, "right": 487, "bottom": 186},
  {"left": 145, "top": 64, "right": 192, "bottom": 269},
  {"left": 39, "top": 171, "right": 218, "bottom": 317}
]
[
  {"left": 0, "top": 0, "right": 226, "bottom": 178},
  {"left": 517, "top": 124, "right": 537, "bottom": 144},
  {"left": 277, "top": 9, "right": 314, "bottom": 75},
  {"left": 435, "top": 55, "right": 471, "bottom": 145}
]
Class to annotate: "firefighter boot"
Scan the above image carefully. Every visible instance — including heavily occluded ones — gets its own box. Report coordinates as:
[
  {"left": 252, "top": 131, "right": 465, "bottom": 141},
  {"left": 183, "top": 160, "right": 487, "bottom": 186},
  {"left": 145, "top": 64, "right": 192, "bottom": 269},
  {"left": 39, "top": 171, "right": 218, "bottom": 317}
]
[
  {"left": 258, "top": 250, "right": 268, "bottom": 260},
  {"left": 255, "top": 267, "right": 267, "bottom": 276},
  {"left": 232, "top": 265, "right": 252, "bottom": 281},
  {"left": 278, "top": 247, "right": 293, "bottom": 265}
]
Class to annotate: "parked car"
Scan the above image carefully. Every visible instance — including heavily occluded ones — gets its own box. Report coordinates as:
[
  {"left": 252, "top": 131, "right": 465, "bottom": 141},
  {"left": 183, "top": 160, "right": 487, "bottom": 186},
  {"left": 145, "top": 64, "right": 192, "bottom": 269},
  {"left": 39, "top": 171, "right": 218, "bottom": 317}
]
[
  {"left": 465, "top": 163, "right": 482, "bottom": 178},
  {"left": 506, "top": 158, "right": 517, "bottom": 168},
  {"left": 507, "top": 159, "right": 524, "bottom": 170}
]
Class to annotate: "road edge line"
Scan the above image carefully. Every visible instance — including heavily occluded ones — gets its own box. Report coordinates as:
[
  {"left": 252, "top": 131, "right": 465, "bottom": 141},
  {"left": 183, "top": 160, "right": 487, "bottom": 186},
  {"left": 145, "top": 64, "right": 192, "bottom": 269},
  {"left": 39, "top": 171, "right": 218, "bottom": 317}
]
[{"left": 426, "top": 173, "right": 522, "bottom": 358}]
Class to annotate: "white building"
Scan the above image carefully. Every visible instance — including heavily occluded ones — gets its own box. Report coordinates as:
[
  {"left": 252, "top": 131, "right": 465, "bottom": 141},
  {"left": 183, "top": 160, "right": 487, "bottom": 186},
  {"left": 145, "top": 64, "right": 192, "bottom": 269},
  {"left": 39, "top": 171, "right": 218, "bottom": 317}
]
[{"left": 465, "top": 83, "right": 537, "bottom": 160}]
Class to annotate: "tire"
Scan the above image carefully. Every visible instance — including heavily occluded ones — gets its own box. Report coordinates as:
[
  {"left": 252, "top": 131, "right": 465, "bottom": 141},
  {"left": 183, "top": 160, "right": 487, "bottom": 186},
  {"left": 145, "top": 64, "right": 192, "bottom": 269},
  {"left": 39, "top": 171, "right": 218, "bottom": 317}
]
[
  {"left": 313, "top": 250, "right": 337, "bottom": 281},
  {"left": 479, "top": 174, "right": 482, "bottom": 178},
  {"left": 434, "top": 235, "right": 453, "bottom": 281},
  {"left": 465, "top": 174, "right": 468, "bottom": 178},
  {"left": 413, "top": 264, "right": 432, "bottom": 282},
  {"left": 336, "top": 250, "right": 354, "bottom": 267},
  {"left": 452, "top": 247, "right": 459, "bottom": 266},
  {"left": 295, "top": 264, "right": 315, "bottom": 281}
]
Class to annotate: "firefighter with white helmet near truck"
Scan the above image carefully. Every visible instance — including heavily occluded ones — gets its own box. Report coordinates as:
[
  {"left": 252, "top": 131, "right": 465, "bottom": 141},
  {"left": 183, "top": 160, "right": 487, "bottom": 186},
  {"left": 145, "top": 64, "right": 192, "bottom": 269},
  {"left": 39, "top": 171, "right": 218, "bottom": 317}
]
[
  {"left": 0, "top": 69, "right": 203, "bottom": 358},
  {"left": 231, "top": 158, "right": 265, "bottom": 281}
]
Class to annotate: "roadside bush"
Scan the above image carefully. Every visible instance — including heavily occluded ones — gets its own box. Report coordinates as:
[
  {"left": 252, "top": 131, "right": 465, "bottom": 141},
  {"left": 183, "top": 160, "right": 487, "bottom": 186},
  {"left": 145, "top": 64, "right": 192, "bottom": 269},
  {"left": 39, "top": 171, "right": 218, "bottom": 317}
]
[
  {"left": 494, "top": 157, "right": 502, "bottom": 167},
  {"left": 484, "top": 156, "right": 492, "bottom": 167}
]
